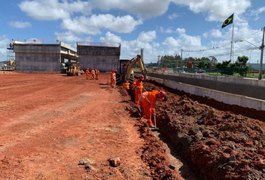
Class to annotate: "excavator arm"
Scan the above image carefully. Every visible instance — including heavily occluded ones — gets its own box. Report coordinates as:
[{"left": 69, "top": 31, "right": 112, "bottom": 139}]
[{"left": 124, "top": 55, "right": 147, "bottom": 81}]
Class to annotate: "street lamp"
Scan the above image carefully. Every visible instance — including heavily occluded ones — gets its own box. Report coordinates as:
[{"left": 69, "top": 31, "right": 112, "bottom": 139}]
[{"left": 236, "top": 39, "right": 259, "bottom": 48}]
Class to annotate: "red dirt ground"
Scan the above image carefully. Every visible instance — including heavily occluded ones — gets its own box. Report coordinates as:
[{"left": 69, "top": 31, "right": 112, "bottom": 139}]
[
  {"left": 0, "top": 72, "right": 181, "bottom": 179},
  {"left": 2, "top": 72, "right": 264, "bottom": 180}
]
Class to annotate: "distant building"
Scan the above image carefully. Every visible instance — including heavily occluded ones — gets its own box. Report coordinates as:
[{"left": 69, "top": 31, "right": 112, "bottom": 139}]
[
  {"left": 12, "top": 41, "right": 77, "bottom": 72},
  {"left": 77, "top": 43, "right": 120, "bottom": 72},
  {"left": 10, "top": 41, "right": 121, "bottom": 73},
  {"left": 248, "top": 63, "right": 265, "bottom": 71}
]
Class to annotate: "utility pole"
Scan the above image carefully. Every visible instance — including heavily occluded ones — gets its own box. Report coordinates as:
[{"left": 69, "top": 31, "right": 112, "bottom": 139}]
[
  {"left": 157, "top": 55, "right": 161, "bottom": 66},
  {"left": 180, "top": 49, "right": 183, "bottom": 61},
  {"left": 140, "top": 48, "right": 144, "bottom": 61},
  {"left": 230, "top": 24, "right": 235, "bottom": 62},
  {"left": 258, "top": 27, "right": 265, "bottom": 80}
]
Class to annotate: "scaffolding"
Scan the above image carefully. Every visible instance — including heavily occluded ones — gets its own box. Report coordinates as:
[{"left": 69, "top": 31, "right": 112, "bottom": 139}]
[{"left": 6, "top": 42, "right": 15, "bottom": 61}]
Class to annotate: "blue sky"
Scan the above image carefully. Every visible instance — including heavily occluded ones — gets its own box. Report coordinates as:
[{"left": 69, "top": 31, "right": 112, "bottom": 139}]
[{"left": 0, "top": 0, "right": 264, "bottom": 64}]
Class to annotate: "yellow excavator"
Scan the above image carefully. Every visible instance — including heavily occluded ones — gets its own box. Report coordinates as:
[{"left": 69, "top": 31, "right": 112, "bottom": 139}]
[
  {"left": 66, "top": 61, "right": 81, "bottom": 76},
  {"left": 1, "top": 60, "right": 15, "bottom": 71},
  {"left": 117, "top": 54, "right": 147, "bottom": 84}
]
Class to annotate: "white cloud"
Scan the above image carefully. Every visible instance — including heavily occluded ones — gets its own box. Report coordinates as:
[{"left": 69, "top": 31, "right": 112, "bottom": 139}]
[
  {"left": 19, "top": 0, "right": 171, "bottom": 20},
  {"left": 138, "top": 31, "right": 156, "bottom": 42},
  {"left": 55, "top": 31, "right": 82, "bottom": 44},
  {"left": 91, "top": 0, "right": 171, "bottom": 18},
  {"left": 163, "top": 37, "right": 180, "bottom": 47},
  {"left": 176, "top": 28, "right": 186, "bottom": 34},
  {"left": 19, "top": 0, "right": 68, "bottom": 20},
  {"left": 116, "top": 31, "right": 159, "bottom": 62},
  {"left": 100, "top": 32, "right": 122, "bottom": 46},
  {"left": 160, "top": 27, "right": 174, "bottom": 33},
  {"left": 251, "top": 6, "right": 265, "bottom": 20},
  {"left": 203, "top": 29, "right": 222, "bottom": 39},
  {"left": 119, "top": 28, "right": 203, "bottom": 63},
  {"left": 161, "top": 28, "right": 202, "bottom": 59},
  {"left": 0, "top": 36, "right": 10, "bottom": 61},
  {"left": 61, "top": 14, "right": 142, "bottom": 35},
  {"left": 19, "top": 0, "right": 91, "bottom": 20},
  {"left": 162, "top": 38, "right": 182, "bottom": 57},
  {"left": 168, "top": 13, "right": 179, "bottom": 20},
  {"left": 171, "top": 0, "right": 251, "bottom": 21},
  {"left": 9, "top": 21, "right": 31, "bottom": 28}
]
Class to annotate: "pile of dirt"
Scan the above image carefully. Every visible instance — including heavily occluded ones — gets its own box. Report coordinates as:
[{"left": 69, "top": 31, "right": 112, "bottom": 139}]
[
  {"left": 156, "top": 92, "right": 265, "bottom": 179},
  {"left": 120, "top": 80, "right": 265, "bottom": 179}
]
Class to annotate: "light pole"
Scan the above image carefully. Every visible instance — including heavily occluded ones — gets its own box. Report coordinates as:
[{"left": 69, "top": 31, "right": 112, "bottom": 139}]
[
  {"left": 237, "top": 40, "right": 259, "bottom": 48},
  {"left": 180, "top": 49, "right": 183, "bottom": 61},
  {"left": 259, "top": 27, "right": 265, "bottom": 80}
]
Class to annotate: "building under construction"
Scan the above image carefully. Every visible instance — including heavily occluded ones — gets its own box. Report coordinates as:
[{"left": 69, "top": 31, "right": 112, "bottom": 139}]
[
  {"left": 10, "top": 41, "right": 121, "bottom": 72},
  {"left": 12, "top": 41, "right": 78, "bottom": 72},
  {"left": 77, "top": 43, "right": 120, "bottom": 71}
]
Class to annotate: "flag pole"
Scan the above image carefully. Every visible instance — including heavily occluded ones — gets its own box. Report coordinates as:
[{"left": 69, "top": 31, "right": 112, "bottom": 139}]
[{"left": 230, "top": 23, "right": 234, "bottom": 62}]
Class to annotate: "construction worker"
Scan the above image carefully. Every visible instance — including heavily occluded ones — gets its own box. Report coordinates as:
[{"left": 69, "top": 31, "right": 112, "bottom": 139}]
[
  {"left": 134, "top": 75, "right": 144, "bottom": 105},
  {"left": 95, "top": 69, "right": 100, "bottom": 80},
  {"left": 110, "top": 70, "right": 116, "bottom": 88},
  {"left": 139, "top": 89, "right": 166, "bottom": 127},
  {"left": 91, "top": 69, "right": 95, "bottom": 80},
  {"left": 85, "top": 68, "right": 90, "bottom": 80},
  {"left": 123, "top": 80, "right": 130, "bottom": 90}
]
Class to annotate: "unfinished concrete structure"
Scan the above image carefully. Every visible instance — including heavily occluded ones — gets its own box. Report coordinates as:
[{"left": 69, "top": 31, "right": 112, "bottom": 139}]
[
  {"left": 12, "top": 41, "right": 77, "bottom": 72},
  {"left": 77, "top": 43, "right": 120, "bottom": 72}
]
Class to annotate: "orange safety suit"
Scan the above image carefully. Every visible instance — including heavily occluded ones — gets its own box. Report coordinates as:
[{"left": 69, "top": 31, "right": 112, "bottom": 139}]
[
  {"left": 139, "top": 90, "right": 159, "bottom": 126},
  {"left": 91, "top": 69, "right": 95, "bottom": 79},
  {"left": 85, "top": 69, "right": 90, "bottom": 80},
  {"left": 134, "top": 79, "right": 143, "bottom": 105},
  {"left": 110, "top": 72, "right": 116, "bottom": 88}
]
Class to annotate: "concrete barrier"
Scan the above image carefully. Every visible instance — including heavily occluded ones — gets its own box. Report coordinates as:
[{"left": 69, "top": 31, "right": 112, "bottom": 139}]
[
  {"left": 147, "top": 72, "right": 265, "bottom": 100},
  {"left": 148, "top": 76, "right": 265, "bottom": 111}
]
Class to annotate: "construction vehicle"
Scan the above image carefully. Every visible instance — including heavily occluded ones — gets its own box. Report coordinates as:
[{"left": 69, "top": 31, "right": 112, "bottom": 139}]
[
  {"left": 117, "top": 54, "right": 147, "bottom": 84},
  {"left": 1, "top": 60, "right": 15, "bottom": 71},
  {"left": 66, "top": 61, "right": 81, "bottom": 76}
]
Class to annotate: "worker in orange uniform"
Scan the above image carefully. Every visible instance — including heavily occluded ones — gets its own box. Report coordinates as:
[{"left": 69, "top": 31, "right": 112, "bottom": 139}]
[
  {"left": 139, "top": 89, "right": 166, "bottom": 127},
  {"left": 91, "top": 69, "right": 95, "bottom": 80},
  {"left": 123, "top": 80, "right": 130, "bottom": 90},
  {"left": 95, "top": 69, "right": 100, "bottom": 80},
  {"left": 110, "top": 70, "right": 116, "bottom": 88},
  {"left": 85, "top": 68, "right": 90, "bottom": 80},
  {"left": 134, "top": 75, "right": 144, "bottom": 105}
]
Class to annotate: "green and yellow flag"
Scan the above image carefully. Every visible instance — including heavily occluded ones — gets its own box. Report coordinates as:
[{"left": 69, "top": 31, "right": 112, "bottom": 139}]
[{"left": 221, "top": 14, "right": 234, "bottom": 28}]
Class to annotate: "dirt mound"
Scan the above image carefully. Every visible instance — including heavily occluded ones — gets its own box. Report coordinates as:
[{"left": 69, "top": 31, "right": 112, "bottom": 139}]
[{"left": 155, "top": 91, "right": 265, "bottom": 179}]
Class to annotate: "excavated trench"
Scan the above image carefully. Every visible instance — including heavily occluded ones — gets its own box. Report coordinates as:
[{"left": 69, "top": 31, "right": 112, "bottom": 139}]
[{"left": 120, "top": 81, "right": 265, "bottom": 180}]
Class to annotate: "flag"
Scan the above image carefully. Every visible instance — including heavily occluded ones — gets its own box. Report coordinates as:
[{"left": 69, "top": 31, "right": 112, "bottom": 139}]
[{"left": 221, "top": 14, "right": 234, "bottom": 28}]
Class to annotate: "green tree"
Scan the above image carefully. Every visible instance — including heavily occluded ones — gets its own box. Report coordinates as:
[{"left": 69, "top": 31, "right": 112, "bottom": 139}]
[
  {"left": 236, "top": 56, "right": 249, "bottom": 76},
  {"left": 216, "top": 60, "right": 234, "bottom": 75}
]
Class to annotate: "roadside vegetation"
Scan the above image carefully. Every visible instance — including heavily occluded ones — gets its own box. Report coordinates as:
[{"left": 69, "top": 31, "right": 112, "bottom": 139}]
[{"left": 146, "top": 55, "right": 261, "bottom": 78}]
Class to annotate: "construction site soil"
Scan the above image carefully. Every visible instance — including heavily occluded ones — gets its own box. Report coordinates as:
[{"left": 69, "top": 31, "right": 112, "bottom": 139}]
[{"left": 0, "top": 72, "right": 264, "bottom": 180}]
